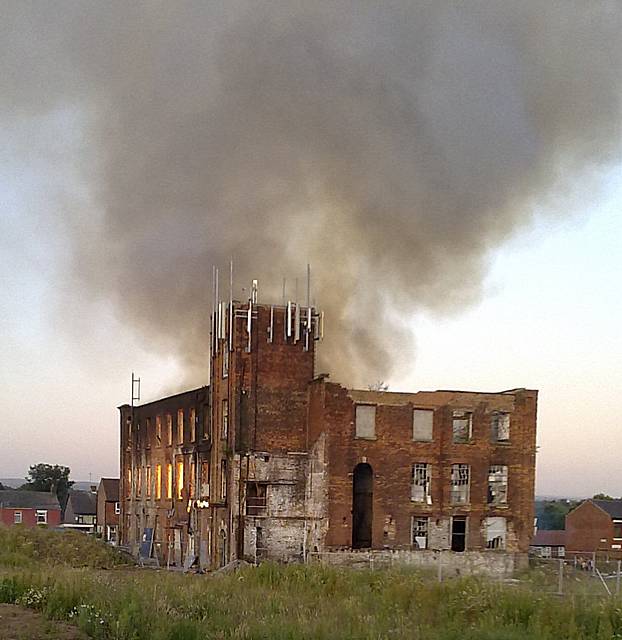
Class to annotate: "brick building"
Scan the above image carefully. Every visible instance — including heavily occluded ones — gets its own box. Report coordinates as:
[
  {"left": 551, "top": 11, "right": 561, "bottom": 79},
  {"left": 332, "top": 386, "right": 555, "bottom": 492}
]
[
  {"left": 0, "top": 490, "right": 61, "bottom": 527},
  {"left": 119, "top": 293, "right": 537, "bottom": 569},
  {"left": 96, "top": 478, "right": 120, "bottom": 544},
  {"left": 565, "top": 499, "right": 622, "bottom": 554}
]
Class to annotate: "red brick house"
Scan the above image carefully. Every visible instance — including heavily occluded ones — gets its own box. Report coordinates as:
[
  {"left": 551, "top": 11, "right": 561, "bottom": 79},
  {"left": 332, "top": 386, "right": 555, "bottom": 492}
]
[
  {"left": 97, "top": 478, "right": 120, "bottom": 544},
  {"left": 565, "top": 499, "right": 622, "bottom": 554},
  {"left": 0, "top": 490, "right": 61, "bottom": 527}
]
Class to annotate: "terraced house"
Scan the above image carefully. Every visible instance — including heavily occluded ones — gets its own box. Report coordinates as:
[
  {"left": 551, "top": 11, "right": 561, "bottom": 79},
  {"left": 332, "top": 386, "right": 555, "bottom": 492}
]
[{"left": 119, "top": 289, "right": 537, "bottom": 570}]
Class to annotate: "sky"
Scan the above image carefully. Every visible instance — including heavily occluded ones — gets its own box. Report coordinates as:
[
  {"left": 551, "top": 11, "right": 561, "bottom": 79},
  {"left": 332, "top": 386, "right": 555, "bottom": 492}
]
[
  {"left": 2, "top": 161, "right": 621, "bottom": 496},
  {"left": 1, "top": 3, "right": 622, "bottom": 498}
]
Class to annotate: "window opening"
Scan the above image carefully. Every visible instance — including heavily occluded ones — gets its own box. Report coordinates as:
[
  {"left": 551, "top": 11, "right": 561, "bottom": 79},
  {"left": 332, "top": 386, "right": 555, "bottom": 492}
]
[{"left": 450, "top": 464, "right": 470, "bottom": 504}]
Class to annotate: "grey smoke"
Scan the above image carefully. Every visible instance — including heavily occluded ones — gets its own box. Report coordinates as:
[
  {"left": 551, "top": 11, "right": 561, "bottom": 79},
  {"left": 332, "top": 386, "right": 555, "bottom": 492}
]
[{"left": 3, "top": 2, "right": 621, "bottom": 387}]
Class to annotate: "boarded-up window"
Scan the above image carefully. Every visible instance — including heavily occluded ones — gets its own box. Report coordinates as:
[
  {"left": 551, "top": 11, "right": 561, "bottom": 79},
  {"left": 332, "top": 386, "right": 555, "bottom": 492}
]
[
  {"left": 411, "top": 463, "right": 432, "bottom": 504},
  {"left": 491, "top": 412, "right": 510, "bottom": 442},
  {"left": 146, "top": 466, "right": 152, "bottom": 497},
  {"left": 200, "top": 461, "right": 210, "bottom": 498},
  {"left": 411, "top": 517, "right": 428, "bottom": 549},
  {"left": 220, "top": 460, "right": 228, "bottom": 501},
  {"left": 413, "top": 409, "right": 433, "bottom": 441},
  {"left": 177, "top": 409, "right": 184, "bottom": 444},
  {"left": 166, "top": 414, "right": 173, "bottom": 446},
  {"left": 488, "top": 465, "right": 508, "bottom": 504},
  {"left": 355, "top": 405, "right": 376, "bottom": 439},
  {"left": 484, "top": 517, "right": 507, "bottom": 549},
  {"left": 155, "top": 415, "right": 162, "bottom": 446},
  {"left": 222, "top": 399, "right": 229, "bottom": 439},
  {"left": 189, "top": 462, "right": 195, "bottom": 498},
  {"left": 189, "top": 407, "right": 196, "bottom": 442},
  {"left": 145, "top": 418, "right": 151, "bottom": 448},
  {"left": 450, "top": 464, "right": 470, "bottom": 504},
  {"left": 452, "top": 411, "right": 472, "bottom": 443}
]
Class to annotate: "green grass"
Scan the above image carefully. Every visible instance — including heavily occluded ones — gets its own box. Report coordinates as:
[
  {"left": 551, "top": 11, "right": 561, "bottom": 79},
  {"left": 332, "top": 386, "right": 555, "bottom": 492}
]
[
  {"left": 1, "top": 527, "right": 622, "bottom": 639},
  {"left": 0, "top": 524, "right": 130, "bottom": 569}
]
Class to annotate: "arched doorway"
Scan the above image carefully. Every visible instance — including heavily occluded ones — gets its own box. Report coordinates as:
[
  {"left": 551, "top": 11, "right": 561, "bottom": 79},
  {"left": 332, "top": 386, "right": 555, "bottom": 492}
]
[{"left": 352, "top": 463, "right": 373, "bottom": 548}]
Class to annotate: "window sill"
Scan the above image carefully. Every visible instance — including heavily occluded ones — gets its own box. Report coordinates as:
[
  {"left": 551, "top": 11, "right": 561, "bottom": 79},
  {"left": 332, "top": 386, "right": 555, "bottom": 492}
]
[{"left": 354, "top": 436, "right": 377, "bottom": 441}]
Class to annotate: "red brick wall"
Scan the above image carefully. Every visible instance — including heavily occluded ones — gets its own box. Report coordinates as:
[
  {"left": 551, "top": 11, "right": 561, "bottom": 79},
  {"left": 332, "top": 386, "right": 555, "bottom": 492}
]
[
  {"left": 0, "top": 507, "right": 61, "bottom": 528},
  {"left": 314, "top": 383, "right": 537, "bottom": 552},
  {"left": 566, "top": 502, "right": 614, "bottom": 553}
]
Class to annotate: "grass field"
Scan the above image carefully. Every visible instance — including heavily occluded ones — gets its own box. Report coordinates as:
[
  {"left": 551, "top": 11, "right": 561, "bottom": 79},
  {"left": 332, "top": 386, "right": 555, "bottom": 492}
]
[{"left": 1, "top": 527, "right": 622, "bottom": 639}]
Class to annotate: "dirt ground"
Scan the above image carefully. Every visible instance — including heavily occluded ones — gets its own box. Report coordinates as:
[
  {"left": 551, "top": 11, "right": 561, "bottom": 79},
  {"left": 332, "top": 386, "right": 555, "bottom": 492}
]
[{"left": 0, "top": 604, "right": 87, "bottom": 640}]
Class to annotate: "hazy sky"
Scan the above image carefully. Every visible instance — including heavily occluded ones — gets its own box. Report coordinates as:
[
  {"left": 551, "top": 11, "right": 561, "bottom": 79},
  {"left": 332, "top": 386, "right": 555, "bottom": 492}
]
[{"left": 1, "top": 3, "right": 621, "bottom": 497}]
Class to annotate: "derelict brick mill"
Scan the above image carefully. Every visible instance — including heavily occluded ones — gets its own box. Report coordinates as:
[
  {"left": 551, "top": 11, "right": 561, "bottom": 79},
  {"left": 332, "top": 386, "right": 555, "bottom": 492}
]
[{"left": 119, "top": 276, "right": 537, "bottom": 572}]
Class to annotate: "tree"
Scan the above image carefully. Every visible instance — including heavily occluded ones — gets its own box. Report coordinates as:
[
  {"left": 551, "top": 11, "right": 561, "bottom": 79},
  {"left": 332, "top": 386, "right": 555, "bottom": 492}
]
[
  {"left": 593, "top": 493, "right": 615, "bottom": 501},
  {"left": 21, "top": 464, "right": 74, "bottom": 511},
  {"left": 0, "top": 481, "right": 4, "bottom": 490}
]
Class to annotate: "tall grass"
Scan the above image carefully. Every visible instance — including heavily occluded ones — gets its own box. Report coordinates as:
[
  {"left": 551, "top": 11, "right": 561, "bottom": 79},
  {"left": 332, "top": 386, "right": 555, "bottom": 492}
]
[
  {"left": 1, "top": 527, "right": 621, "bottom": 639},
  {"left": 0, "top": 525, "right": 130, "bottom": 569}
]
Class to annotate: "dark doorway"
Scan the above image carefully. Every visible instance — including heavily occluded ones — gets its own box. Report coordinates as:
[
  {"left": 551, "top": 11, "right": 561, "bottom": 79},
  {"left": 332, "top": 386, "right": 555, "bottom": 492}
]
[
  {"left": 352, "top": 463, "right": 373, "bottom": 548},
  {"left": 451, "top": 516, "right": 467, "bottom": 552}
]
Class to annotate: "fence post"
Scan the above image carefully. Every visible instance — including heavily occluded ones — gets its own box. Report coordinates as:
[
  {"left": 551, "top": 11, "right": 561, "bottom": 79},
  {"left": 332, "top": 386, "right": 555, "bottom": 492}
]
[
  {"left": 437, "top": 553, "right": 443, "bottom": 583},
  {"left": 557, "top": 558, "right": 564, "bottom": 595},
  {"left": 617, "top": 560, "right": 621, "bottom": 597}
]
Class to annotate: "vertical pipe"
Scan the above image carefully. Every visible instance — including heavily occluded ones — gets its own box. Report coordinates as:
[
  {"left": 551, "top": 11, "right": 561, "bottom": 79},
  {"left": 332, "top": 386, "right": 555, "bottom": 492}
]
[{"left": 229, "top": 260, "right": 233, "bottom": 351}]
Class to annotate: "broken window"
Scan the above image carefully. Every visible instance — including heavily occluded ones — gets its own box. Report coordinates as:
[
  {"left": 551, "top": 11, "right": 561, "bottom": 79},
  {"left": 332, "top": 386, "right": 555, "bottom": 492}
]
[
  {"left": 355, "top": 405, "right": 376, "bottom": 439},
  {"left": 488, "top": 465, "right": 508, "bottom": 505},
  {"left": 155, "top": 465, "right": 162, "bottom": 500},
  {"left": 220, "top": 460, "right": 228, "bottom": 502},
  {"left": 484, "top": 517, "right": 507, "bottom": 550},
  {"left": 189, "top": 407, "right": 196, "bottom": 442},
  {"left": 411, "top": 463, "right": 432, "bottom": 504},
  {"left": 115, "top": 501, "right": 120, "bottom": 514},
  {"left": 222, "top": 350, "right": 229, "bottom": 378},
  {"left": 413, "top": 409, "right": 433, "bottom": 442},
  {"left": 146, "top": 466, "right": 152, "bottom": 498},
  {"left": 452, "top": 411, "right": 472, "bottom": 443},
  {"left": 450, "top": 464, "right": 470, "bottom": 504},
  {"left": 156, "top": 415, "right": 162, "bottom": 446},
  {"left": 200, "top": 461, "right": 210, "bottom": 498},
  {"left": 166, "top": 463, "right": 173, "bottom": 499},
  {"left": 176, "top": 460, "right": 184, "bottom": 500},
  {"left": 136, "top": 467, "right": 142, "bottom": 497},
  {"left": 177, "top": 409, "right": 184, "bottom": 444},
  {"left": 145, "top": 418, "right": 151, "bottom": 448},
  {"left": 491, "top": 412, "right": 510, "bottom": 442},
  {"left": 127, "top": 468, "right": 132, "bottom": 498},
  {"left": 451, "top": 516, "right": 467, "bottom": 552},
  {"left": 166, "top": 414, "right": 173, "bottom": 446},
  {"left": 411, "top": 517, "right": 428, "bottom": 549},
  {"left": 246, "top": 482, "right": 268, "bottom": 516},
  {"left": 221, "top": 400, "right": 228, "bottom": 439},
  {"left": 14, "top": 511, "right": 22, "bottom": 524},
  {"left": 36, "top": 510, "right": 47, "bottom": 525}
]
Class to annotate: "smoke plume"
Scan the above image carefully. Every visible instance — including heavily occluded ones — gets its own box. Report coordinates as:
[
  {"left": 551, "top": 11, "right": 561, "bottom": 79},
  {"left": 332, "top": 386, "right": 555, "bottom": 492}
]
[{"left": 3, "top": 2, "right": 622, "bottom": 387}]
